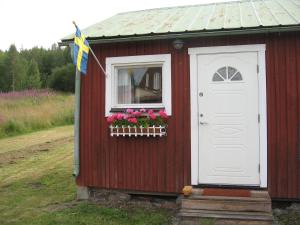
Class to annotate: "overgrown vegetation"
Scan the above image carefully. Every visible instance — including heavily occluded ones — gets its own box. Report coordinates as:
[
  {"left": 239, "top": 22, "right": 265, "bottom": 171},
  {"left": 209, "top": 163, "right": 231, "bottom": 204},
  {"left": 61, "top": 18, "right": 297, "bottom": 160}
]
[
  {"left": 0, "top": 89, "right": 74, "bottom": 138},
  {"left": 0, "top": 127, "right": 172, "bottom": 225},
  {"left": 0, "top": 44, "right": 74, "bottom": 93}
]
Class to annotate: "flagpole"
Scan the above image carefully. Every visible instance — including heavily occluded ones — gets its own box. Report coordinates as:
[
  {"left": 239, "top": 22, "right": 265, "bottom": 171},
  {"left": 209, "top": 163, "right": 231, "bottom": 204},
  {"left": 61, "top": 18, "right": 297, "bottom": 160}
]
[
  {"left": 73, "top": 68, "right": 81, "bottom": 177},
  {"left": 89, "top": 48, "right": 107, "bottom": 78}
]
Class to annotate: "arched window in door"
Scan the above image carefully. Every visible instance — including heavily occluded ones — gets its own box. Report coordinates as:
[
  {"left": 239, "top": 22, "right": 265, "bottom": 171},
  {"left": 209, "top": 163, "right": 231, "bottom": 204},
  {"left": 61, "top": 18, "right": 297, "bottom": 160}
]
[{"left": 212, "top": 66, "right": 243, "bottom": 82}]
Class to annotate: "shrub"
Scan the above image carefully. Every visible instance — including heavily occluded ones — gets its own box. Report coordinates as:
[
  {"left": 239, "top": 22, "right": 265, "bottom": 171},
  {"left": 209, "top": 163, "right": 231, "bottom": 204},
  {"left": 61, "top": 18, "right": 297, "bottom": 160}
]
[{"left": 49, "top": 64, "right": 75, "bottom": 93}]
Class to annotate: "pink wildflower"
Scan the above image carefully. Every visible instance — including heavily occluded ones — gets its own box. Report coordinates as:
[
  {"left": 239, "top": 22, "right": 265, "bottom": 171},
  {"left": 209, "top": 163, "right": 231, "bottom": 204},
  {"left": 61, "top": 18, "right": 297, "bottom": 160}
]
[
  {"left": 126, "top": 108, "right": 134, "bottom": 114},
  {"left": 159, "top": 110, "right": 168, "bottom": 119},
  {"left": 128, "top": 118, "right": 138, "bottom": 124},
  {"left": 140, "top": 108, "right": 146, "bottom": 113}
]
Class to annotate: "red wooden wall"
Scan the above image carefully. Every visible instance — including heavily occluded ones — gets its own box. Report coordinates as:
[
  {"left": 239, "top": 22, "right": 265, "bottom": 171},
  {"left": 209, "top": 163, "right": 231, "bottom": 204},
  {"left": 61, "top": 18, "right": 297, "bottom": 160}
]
[{"left": 77, "top": 32, "right": 300, "bottom": 199}]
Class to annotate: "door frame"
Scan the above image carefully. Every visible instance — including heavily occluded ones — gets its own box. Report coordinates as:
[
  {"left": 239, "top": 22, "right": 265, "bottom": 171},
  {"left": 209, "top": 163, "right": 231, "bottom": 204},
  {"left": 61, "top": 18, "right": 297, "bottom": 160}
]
[{"left": 188, "top": 44, "right": 267, "bottom": 188}]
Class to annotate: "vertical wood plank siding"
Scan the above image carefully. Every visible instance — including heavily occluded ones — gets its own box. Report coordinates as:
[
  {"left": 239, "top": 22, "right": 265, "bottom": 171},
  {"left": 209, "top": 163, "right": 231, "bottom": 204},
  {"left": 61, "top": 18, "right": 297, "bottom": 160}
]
[{"left": 77, "top": 32, "right": 300, "bottom": 199}]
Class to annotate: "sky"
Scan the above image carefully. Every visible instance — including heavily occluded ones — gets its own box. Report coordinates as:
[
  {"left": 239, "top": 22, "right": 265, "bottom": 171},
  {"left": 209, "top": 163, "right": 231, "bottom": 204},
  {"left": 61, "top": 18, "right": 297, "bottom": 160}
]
[{"left": 0, "top": 0, "right": 234, "bottom": 51}]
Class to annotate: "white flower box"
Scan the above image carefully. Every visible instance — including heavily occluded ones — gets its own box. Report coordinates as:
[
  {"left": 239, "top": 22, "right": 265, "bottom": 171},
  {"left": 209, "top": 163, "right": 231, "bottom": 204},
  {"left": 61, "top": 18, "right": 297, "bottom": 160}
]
[{"left": 109, "top": 125, "right": 167, "bottom": 137}]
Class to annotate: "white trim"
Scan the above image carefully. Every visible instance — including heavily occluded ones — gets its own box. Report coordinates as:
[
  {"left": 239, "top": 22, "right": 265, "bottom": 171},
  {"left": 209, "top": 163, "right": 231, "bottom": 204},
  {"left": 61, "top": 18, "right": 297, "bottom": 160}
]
[
  {"left": 257, "top": 48, "right": 267, "bottom": 188},
  {"left": 189, "top": 53, "right": 199, "bottom": 185},
  {"left": 188, "top": 44, "right": 266, "bottom": 55},
  {"left": 105, "top": 54, "right": 172, "bottom": 116},
  {"left": 188, "top": 44, "right": 267, "bottom": 187}
]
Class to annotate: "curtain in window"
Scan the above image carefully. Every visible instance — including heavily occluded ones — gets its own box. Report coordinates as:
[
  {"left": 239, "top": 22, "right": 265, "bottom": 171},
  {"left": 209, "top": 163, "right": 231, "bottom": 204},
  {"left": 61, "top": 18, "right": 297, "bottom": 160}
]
[{"left": 117, "top": 69, "right": 132, "bottom": 104}]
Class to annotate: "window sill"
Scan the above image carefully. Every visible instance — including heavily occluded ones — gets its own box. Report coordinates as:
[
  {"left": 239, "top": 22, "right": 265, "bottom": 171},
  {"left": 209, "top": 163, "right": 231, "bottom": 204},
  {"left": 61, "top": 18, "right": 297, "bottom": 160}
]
[{"left": 110, "top": 107, "right": 165, "bottom": 113}]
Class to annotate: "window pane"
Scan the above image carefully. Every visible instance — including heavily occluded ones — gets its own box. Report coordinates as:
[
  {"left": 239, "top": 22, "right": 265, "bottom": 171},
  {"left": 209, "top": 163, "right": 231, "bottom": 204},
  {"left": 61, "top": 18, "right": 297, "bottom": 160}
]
[
  {"left": 212, "top": 73, "right": 224, "bottom": 82},
  {"left": 217, "top": 67, "right": 227, "bottom": 79},
  {"left": 231, "top": 72, "right": 242, "bottom": 81},
  {"left": 117, "top": 66, "right": 162, "bottom": 104}
]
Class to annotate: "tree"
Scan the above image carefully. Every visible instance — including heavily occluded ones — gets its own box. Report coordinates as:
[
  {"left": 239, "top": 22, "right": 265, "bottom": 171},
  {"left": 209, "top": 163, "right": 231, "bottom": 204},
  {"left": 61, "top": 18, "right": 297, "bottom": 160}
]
[
  {"left": 0, "top": 44, "right": 72, "bottom": 92},
  {"left": 49, "top": 63, "right": 75, "bottom": 92},
  {"left": 0, "top": 51, "right": 7, "bottom": 92},
  {"left": 26, "top": 59, "right": 41, "bottom": 89},
  {"left": 3, "top": 45, "right": 28, "bottom": 91}
]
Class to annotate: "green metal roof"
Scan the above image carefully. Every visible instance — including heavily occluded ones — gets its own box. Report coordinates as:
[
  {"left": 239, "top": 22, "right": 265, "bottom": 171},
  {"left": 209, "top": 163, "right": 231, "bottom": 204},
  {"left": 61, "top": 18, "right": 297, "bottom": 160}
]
[{"left": 61, "top": 0, "right": 300, "bottom": 44}]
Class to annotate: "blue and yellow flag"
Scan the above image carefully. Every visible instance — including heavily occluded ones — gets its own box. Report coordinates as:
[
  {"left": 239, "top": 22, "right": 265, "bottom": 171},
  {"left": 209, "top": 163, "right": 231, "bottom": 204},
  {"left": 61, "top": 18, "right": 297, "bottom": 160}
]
[{"left": 73, "top": 26, "right": 89, "bottom": 75}]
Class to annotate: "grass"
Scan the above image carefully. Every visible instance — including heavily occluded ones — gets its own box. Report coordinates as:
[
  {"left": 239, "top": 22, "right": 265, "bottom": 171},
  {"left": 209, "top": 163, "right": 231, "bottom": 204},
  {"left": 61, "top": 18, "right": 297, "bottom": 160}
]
[
  {"left": 275, "top": 212, "right": 300, "bottom": 225},
  {"left": 0, "top": 126, "right": 171, "bottom": 225},
  {"left": 0, "top": 89, "right": 74, "bottom": 138}
]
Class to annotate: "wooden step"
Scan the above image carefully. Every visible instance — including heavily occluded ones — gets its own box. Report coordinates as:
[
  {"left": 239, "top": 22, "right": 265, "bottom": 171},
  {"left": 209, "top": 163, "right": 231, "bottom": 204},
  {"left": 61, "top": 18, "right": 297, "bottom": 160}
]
[
  {"left": 179, "top": 209, "right": 273, "bottom": 225},
  {"left": 179, "top": 209, "right": 273, "bottom": 220},
  {"left": 181, "top": 196, "right": 272, "bottom": 213},
  {"left": 178, "top": 188, "right": 274, "bottom": 225}
]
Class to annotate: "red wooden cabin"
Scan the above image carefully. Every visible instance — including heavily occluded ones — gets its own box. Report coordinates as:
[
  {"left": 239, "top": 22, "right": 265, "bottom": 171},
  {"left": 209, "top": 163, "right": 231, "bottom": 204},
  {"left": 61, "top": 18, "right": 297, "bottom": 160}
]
[{"left": 61, "top": 0, "right": 300, "bottom": 201}]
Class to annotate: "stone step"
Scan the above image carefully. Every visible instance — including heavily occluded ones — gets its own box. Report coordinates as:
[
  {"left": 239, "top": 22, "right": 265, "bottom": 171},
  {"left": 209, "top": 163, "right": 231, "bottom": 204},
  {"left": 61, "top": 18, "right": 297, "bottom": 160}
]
[
  {"left": 179, "top": 209, "right": 274, "bottom": 225},
  {"left": 181, "top": 196, "right": 272, "bottom": 213}
]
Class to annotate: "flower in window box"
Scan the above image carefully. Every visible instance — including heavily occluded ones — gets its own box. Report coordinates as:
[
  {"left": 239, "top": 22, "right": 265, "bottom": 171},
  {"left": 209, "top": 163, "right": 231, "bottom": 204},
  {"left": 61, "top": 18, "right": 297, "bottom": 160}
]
[
  {"left": 132, "top": 110, "right": 142, "bottom": 117},
  {"left": 126, "top": 108, "right": 134, "bottom": 114},
  {"left": 107, "top": 115, "right": 116, "bottom": 124},
  {"left": 159, "top": 109, "right": 168, "bottom": 119},
  {"left": 127, "top": 117, "right": 138, "bottom": 124},
  {"left": 116, "top": 113, "right": 124, "bottom": 120},
  {"left": 149, "top": 113, "right": 156, "bottom": 120},
  {"left": 108, "top": 108, "right": 168, "bottom": 137}
]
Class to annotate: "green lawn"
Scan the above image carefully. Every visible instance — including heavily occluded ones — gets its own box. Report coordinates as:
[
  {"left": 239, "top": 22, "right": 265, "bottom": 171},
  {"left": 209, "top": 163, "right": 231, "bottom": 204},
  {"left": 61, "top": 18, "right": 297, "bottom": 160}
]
[{"left": 0, "top": 126, "right": 171, "bottom": 225}]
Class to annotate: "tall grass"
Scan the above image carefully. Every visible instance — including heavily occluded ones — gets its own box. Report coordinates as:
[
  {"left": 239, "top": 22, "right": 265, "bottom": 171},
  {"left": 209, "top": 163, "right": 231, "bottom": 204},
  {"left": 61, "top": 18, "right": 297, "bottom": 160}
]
[{"left": 0, "top": 89, "right": 74, "bottom": 138}]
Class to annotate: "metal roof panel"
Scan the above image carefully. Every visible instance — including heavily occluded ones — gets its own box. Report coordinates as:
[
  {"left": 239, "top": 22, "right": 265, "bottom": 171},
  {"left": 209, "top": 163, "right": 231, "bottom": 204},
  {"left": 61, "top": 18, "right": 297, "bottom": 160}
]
[{"left": 61, "top": 0, "right": 300, "bottom": 42}]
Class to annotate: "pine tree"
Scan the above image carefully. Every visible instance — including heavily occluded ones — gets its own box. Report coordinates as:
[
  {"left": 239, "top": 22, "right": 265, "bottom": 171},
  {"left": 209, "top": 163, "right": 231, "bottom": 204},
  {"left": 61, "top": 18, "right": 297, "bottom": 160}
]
[
  {"left": 0, "top": 51, "right": 6, "bottom": 92},
  {"left": 5, "top": 45, "right": 28, "bottom": 91},
  {"left": 26, "top": 59, "right": 41, "bottom": 89}
]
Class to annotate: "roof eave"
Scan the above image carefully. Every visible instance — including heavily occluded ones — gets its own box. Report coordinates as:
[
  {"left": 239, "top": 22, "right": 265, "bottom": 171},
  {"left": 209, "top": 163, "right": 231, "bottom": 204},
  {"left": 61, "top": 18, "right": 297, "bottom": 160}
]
[{"left": 59, "top": 25, "right": 300, "bottom": 46}]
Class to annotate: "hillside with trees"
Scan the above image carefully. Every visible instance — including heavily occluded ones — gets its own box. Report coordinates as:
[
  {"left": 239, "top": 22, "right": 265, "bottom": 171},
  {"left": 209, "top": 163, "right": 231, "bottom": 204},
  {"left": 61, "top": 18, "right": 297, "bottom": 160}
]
[{"left": 0, "top": 44, "right": 74, "bottom": 93}]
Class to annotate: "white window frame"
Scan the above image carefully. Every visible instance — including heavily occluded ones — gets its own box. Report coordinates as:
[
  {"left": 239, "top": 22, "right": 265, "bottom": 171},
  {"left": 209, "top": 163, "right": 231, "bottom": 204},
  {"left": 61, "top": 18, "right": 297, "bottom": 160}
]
[{"left": 105, "top": 54, "right": 172, "bottom": 116}]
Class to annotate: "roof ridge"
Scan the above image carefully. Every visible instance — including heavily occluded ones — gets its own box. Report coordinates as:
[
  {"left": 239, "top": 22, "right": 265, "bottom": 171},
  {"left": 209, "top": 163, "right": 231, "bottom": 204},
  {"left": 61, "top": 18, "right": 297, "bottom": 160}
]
[{"left": 116, "top": 0, "right": 258, "bottom": 15}]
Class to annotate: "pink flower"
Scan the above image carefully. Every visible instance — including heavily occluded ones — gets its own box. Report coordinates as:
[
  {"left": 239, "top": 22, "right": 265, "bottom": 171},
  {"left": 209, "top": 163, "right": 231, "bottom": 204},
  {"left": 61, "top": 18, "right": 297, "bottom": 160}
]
[
  {"left": 128, "top": 118, "right": 138, "bottom": 124},
  {"left": 116, "top": 113, "right": 124, "bottom": 120},
  {"left": 159, "top": 110, "right": 168, "bottom": 119},
  {"left": 123, "top": 114, "right": 129, "bottom": 119},
  {"left": 132, "top": 111, "right": 141, "bottom": 117},
  {"left": 149, "top": 113, "right": 156, "bottom": 120},
  {"left": 126, "top": 108, "right": 134, "bottom": 114},
  {"left": 140, "top": 108, "right": 146, "bottom": 113},
  {"left": 148, "top": 109, "right": 154, "bottom": 114},
  {"left": 107, "top": 115, "right": 115, "bottom": 124}
]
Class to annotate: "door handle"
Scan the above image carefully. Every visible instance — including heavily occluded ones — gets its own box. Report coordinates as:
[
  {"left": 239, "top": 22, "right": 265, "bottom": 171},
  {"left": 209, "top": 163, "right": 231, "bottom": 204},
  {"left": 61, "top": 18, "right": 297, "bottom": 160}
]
[{"left": 199, "top": 121, "right": 208, "bottom": 125}]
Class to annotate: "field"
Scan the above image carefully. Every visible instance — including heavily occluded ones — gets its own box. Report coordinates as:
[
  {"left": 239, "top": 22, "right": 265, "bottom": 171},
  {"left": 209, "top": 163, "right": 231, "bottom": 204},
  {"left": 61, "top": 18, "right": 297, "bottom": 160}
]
[
  {"left": 0, "top": 125, "right": 171, "bottom": 225},
  {"left": 0, "top": 89, "right": 74, "bottom": 138}
]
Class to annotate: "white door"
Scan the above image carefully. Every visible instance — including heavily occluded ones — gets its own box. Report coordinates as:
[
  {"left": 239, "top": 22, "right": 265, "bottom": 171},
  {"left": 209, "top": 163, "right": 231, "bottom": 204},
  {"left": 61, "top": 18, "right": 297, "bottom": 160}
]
[{"left": 197, "top": 52, "right": 260, "bottom": 186}]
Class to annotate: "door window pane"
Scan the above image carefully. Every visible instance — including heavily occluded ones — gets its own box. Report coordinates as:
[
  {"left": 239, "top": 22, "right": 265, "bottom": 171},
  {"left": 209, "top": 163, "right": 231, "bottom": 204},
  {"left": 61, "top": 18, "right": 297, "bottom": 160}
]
[{"left": 117, "top": 66, "right": 162, "bottom": 104}]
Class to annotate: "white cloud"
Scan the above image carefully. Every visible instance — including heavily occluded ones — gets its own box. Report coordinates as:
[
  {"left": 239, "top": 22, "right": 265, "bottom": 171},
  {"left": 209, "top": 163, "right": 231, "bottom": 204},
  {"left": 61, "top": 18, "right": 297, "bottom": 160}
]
[{"left": 0, "top": 0, "right": 234, "bottom": 51}]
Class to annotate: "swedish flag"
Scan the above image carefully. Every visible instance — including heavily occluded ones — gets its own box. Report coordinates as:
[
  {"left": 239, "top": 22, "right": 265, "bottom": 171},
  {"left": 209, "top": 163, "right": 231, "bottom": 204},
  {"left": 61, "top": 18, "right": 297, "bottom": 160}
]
[{"left": 74, "top": 26, "right": 89, "bottom": 75}]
